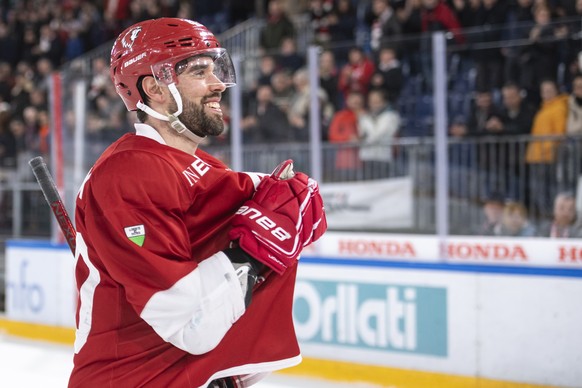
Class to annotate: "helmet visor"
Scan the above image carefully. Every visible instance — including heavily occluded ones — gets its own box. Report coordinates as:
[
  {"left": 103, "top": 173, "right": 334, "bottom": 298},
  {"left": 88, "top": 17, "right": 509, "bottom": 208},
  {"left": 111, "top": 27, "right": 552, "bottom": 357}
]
[{"left": 151, "top": 48, "right": 236, "bottom": 88}]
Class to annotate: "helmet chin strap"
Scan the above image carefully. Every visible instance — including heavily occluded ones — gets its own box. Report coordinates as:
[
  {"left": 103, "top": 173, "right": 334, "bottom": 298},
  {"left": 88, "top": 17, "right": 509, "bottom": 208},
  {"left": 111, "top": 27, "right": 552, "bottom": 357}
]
[{"left": 136, "top": 83, "right": 206, "bottom": 144}]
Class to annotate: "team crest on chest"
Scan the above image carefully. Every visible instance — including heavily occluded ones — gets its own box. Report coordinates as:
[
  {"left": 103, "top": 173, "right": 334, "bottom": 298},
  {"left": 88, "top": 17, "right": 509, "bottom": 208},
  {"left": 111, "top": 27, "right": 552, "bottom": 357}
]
[{"left": 124, "top": 224, "right": 145, "bottom": 247}]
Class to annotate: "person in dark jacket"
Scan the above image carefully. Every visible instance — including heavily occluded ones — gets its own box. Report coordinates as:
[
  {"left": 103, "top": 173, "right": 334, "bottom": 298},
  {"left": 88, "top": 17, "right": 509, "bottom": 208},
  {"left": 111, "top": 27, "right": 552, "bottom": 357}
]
[
  {"left": 484, "top": 83, "right": 536, "bottom": 200},
  {"left": 259, "top": 0, "right": 296, "bottom": 53},
  {"left": 242, "top": 84, "right": 292, "bottom": 144}
]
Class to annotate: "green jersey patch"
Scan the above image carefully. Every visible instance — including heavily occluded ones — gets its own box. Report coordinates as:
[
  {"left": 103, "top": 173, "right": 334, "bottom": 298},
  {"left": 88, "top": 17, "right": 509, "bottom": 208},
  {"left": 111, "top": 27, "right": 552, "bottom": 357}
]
[{"left": 124, "top": 224, "right": 145, "bottom": 247}]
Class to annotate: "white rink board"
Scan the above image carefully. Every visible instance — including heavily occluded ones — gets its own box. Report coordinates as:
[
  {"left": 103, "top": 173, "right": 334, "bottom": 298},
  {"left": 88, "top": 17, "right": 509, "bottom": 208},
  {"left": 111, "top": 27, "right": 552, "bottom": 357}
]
[
  {"left": 477, "top": 274, "right": 582, "bottom": 385},
  {"left": 295, "top": 264, "right": 478, "bottom": 376},
  {"left": 295, "top": 261, "right": 582, "bottom": 387},
  {"left": 5, "top": 240, "right": 76, "bottom": 327},
  {"left": 4, "top": 234, "right": 582, "bottom": 386}
]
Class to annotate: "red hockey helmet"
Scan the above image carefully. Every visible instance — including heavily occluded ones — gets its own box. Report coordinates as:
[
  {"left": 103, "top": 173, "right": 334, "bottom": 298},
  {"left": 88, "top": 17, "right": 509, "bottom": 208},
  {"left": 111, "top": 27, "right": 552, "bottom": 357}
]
[{"left": 110, "top": 18, "right": 236, "bottom": 111}]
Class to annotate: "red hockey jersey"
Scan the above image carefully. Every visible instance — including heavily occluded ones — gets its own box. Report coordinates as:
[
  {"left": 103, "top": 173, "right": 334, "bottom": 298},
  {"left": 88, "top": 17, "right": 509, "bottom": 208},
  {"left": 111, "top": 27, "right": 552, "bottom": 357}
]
[{"left": 69, "top": 124, "right": 301, "bottom": 387}]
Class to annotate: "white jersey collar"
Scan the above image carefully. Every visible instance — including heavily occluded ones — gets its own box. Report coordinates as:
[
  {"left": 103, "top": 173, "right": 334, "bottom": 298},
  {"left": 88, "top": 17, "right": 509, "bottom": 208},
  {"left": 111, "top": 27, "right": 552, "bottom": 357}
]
[{"left": 134, "top": 123, "right": 167, "bottom": 145}]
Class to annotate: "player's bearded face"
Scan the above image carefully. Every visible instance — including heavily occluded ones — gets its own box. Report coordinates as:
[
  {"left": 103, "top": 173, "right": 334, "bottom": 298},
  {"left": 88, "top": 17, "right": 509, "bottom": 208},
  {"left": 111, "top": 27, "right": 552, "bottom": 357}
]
[{"left": 177, "top": 95, "right": 224, "bottom": 138}]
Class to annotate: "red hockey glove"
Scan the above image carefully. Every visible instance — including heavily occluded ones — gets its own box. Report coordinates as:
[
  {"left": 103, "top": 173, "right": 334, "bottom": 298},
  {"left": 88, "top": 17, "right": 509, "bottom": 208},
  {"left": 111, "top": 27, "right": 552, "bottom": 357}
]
[
  {"left": 269, "top": 160, "right": 327, "bottom": 246},
  {"left": 229, "top": 160, "right": 327, "bottom": 274},
  {"left": 267, "top": 160, "right": 327, "bottom": 247}
]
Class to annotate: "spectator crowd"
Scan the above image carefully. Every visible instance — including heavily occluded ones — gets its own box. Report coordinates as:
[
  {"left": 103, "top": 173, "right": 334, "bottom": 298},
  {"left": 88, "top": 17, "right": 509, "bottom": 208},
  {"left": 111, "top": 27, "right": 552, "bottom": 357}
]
[{"left": 0, "top": 0, "right": 581, "bottom": 237}]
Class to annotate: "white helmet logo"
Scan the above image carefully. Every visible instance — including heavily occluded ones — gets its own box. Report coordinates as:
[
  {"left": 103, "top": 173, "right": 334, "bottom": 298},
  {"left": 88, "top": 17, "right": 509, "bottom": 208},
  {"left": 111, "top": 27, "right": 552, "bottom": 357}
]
[{"left": 121, "top": 27, "right": 142, "bottom": 49}]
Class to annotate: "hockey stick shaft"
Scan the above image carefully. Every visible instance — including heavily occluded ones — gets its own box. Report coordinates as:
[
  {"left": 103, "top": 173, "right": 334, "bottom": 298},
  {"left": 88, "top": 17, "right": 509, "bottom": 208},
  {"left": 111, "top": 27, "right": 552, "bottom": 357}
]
[{"left": 29, "top": 156, "right": 76, "bottom": 255}]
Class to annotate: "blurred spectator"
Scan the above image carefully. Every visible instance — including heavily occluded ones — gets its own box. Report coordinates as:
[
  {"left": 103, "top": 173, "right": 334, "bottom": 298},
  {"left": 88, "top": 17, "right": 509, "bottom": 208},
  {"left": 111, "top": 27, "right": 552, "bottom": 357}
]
[
  {"left": 270, "top": 69, "right": 295, "bottom": 113},
  {"left": 450, "top": 0, "right": 480, "bottom": 28},
  {"left": 93, "top": 94, "right": 125, "bottom": 143},
  {"left": 526, "top": 80, "right": 568, "bottom": 164},
  {"left": 537, "top": 191, "right": 582, "bottom": 237},
  {"left": 88, "top": 57, "right": 111, "bottom": 103},
  {"left": 365, "top": 0, "right": 402, "bottom": 56},
  {"left": 486, "top": 82, "right": 536, "bottom": 198},
  {"left": 474, "top": 191, "right": 505, "bottom": 235},
  {"left": 518, "top": 4, "right": 563, "bottom": 105},
  {"left": 0, "top": 104, "right": 16, "bottom": 169},
  {"left": 229, "top": 2, "right": 257, "bottom": 26},
  {"left": 370, "top": 46, "right": 404, "bottom": 105},
  {"left": 288, "top": 68, "right": 335, "bottom": 141},
  {"left": 495, "top": 200, "right": 536, "bottom": 237},
  {"left": 319, "top": 49, "right": 341, "bottom": 110},
  {"left": 449, "top": 89, "right": 503, "bottom": 198},
  {"left": 561, "top": 0, "right": 582, "bottom": 87},
  {"left": 467, "top": 0, "right": 507, "bottom": 91},
  {"left": 418, "top": 0, "right": 464, "bottom": 90},
  {"left": 21, "top": 27, "right": 39, "bottom": 65},
  {"left": 276, "top": 37, "right": 305, "bottom": 73},
  {"left": 420, "top": 0, "right": 464, "bottom": 42},
  {"left": 22, "top": 106, "right": 41, "bottom": 154},
  {"left": 448, "top": 114, "right": 479, "bottom": 198},
  {"left": 256, "top": 55, "right": 278, "bottom": 88},
  {"left": 259, "top": 0, "right": 296, "bottom": 53},
  {"left": 459, "top": 88, "right": 507, "bottom": 197},
  {"left": 358, "top": 89, "right": 400, "bottom": 179},
  {"left": 37, "top": 109, "right": 50, "bottom": 156},
  {"left": 327, "top": 0, "right": 357, "bottom": 61},
  {"left": 176, "top": 1, "right": 193, "bottom": 19},
  {"left": 487, "top": 83, "right": 536, "bottom": 136},
  {"left": 554, "top": 0, "right": 578, "bottom": 17},
  {"left": 79, "top": 2, "right": 110, "bottom": 51},
  {"left": 338, "top": 46, "right": 376, "bottom": 101},
  {"left": 241, "top": 84, "right": 292, "bottom": 143},
  {"left": 61, "top": 5, "right": 87, "bottom": 62},
  {"left": 0, "top": 63, "right": 12, "bottom": 103},
  {"left": 103, "top": 0, "right": 132, "bottom": 35},
  {"left": 566, "top": 73, "right": 582, "bottom": 135},
  {"left": 308, "top": 0, "right": 335, "bottom": 44},
  {"left": 395, "top": 0, "right": 423, "bottom": 76},
  {"left": 192, "top": 0, "right": 229, "bottom": 34},
  {"left": 503, "top": 0, "right": 535, "bottom": 84},
  {"left": 508, "top": 0, "right": 535, "bottom": 26},
  {"left": 287, "top": 0, "right": 312, "bottom": 15},
  {"left": 28, "top": 89, "right": 48, "bottom": 113},
  {"left": 465, "top": 89, "right": 502, "bottom": 136},
  {"left": 36, "top": 24, "right": 64, "bottom": 68},
  {"left": 34, "top": 58, "right": 54, "bottom": 90},
  {"left": 11, "top": 64, "right": 35, "bottom": 119},
  {"left": 449, "top": 115, "right": 469, "bottom": 138},
  {"left": 0, "top": 22, "right": 18, "bottom": 67},
  {"left": 526, "top": 79, "right": 569, "bottom": 217},
  {"left": 327, "top": 91, "right": 365, "bottom": 180},
  {"left": 9, "top": 119, "right": 27, "bottom": 161},
  {"left": 129, "top": 0, "right": 164, "bottom": 23}
]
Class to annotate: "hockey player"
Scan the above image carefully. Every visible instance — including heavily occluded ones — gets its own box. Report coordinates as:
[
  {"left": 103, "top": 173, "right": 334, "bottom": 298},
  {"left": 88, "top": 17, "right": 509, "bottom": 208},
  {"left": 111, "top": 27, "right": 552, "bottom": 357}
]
[{"left": 69, "top": 18, "right": 327, "bottom": 387}]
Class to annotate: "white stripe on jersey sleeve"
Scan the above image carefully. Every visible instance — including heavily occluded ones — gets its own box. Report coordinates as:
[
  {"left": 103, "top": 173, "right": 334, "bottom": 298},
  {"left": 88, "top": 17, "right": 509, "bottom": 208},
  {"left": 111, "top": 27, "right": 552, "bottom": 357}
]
[
  {"left": 140, "top": 252, "right": 246, "bottom": 354},
  {"left": 242, "top": 172, "right": 266, "bottom": 190}
]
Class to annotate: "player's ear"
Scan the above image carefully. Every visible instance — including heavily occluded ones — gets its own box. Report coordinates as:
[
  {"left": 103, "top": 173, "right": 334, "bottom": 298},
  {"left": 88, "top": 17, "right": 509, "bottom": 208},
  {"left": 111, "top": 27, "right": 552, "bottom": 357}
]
[{"left": 141, "top": 76, "right": 166, "bottom": 103}]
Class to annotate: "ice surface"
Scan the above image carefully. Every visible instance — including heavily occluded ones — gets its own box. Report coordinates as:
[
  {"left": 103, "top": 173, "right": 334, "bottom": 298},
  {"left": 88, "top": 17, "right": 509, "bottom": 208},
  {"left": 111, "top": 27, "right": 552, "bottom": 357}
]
[{"left": 0, "top": 334, "right": 379, "bottom": 387}]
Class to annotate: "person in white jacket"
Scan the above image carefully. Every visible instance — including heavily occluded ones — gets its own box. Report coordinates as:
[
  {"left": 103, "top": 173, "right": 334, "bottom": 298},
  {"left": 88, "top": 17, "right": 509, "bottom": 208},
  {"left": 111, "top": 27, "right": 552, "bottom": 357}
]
[
  {"left": 566, "top": 74, "right": 582, "bottom": 136},
  {"left": 358, "top": 88, "right": 400, "bottom": 179}
]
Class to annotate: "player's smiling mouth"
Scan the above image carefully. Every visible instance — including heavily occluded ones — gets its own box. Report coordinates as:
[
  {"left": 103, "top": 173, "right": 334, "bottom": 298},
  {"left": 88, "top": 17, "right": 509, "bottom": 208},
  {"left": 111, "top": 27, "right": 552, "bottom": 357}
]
[{"left": 204, "top": 101, "right": 222, "bottom": 114}]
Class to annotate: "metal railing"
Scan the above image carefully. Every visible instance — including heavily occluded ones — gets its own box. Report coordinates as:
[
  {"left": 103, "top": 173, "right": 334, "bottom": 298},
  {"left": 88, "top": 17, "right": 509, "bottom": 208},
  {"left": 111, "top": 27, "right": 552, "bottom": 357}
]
[{"left": 3, "top": 135, "right": 580, "bottom": 238}]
